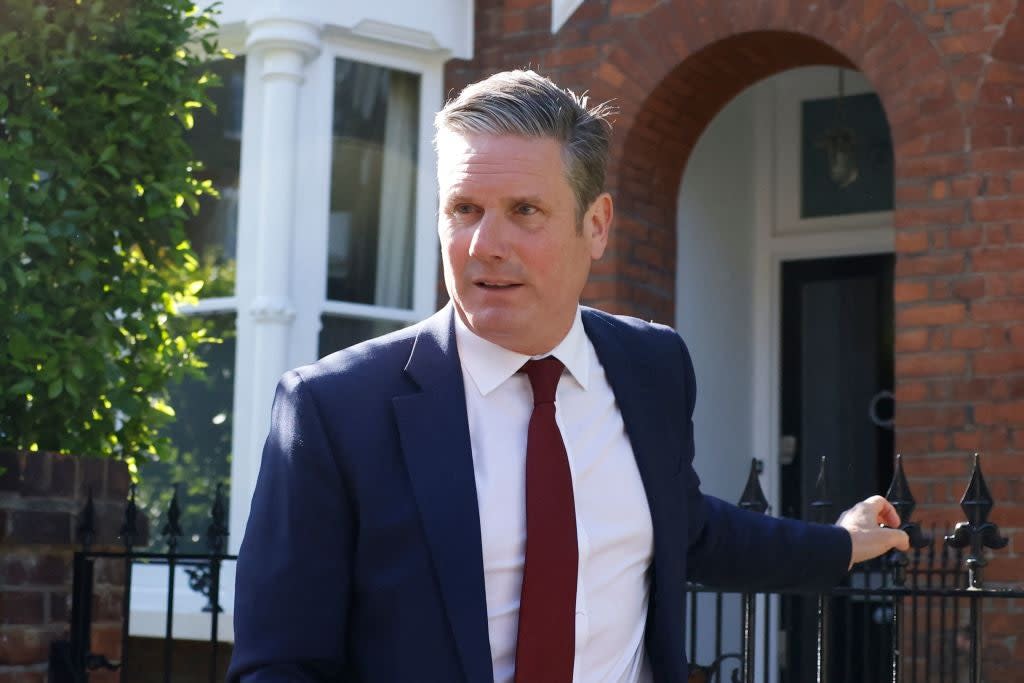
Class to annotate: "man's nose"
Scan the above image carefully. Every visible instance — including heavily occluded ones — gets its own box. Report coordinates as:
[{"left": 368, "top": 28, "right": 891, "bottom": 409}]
[{"left": 468, "top": 212, "right": 510, "bottom": 261}]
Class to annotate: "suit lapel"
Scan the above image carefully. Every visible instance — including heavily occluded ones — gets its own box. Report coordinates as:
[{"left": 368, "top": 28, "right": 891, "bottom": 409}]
[
  {"left": 581, "top": 310, "right": 682, "bottom": 597},
  {"left": 392, "top": 306, "right": 493, "bottom": 683}
]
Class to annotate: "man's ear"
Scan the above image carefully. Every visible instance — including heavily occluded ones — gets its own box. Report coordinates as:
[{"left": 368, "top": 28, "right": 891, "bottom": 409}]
[{"left": 584, "top": 192, "right": 613, "bottom": 260}]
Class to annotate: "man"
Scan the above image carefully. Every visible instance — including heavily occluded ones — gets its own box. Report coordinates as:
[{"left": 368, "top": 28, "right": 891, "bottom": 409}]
[{"left": 227, "top": 70, "right": 909, "bottom": 683}]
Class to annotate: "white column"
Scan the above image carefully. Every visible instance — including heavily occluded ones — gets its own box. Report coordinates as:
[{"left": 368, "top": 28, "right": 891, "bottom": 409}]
[{"left": 229, "top": 17, "right": 321, "bottom": 551}]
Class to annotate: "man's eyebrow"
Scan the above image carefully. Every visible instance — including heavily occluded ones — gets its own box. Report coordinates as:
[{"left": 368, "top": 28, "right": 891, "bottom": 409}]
[
  {"left": 509, "top": 195, "right": 545, "bottom": 206},
  {"left": 442, "top": 193, "right": 473, "bottom": 207}
]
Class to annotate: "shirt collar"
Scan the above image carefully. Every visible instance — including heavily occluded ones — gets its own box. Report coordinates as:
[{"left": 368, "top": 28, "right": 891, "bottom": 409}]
[{"left": 454, "top": 307, "right": 591, "bottom": 396}]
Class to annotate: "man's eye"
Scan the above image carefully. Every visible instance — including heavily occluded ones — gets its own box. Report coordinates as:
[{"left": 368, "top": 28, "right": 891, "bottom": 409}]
[
  {"left": 453, "top": 204, "right": 475, "bottom": 215},
  {"left": 516, "top": 204, "right": 538, "bottom": 216}
]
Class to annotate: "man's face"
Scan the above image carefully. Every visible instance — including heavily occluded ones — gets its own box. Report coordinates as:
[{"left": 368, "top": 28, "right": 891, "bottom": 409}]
[{"left": 437, "top": 132, "right": 612, "bottom": 355}]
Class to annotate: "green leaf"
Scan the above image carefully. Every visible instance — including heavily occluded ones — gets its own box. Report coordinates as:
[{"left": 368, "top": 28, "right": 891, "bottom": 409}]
[
  {"left": 48, "top": 379, "right": 63, "bottom": 399},
  {"left": 10, "top": 379, "right": 33, "bottom": 395},
  {"left": 115, "top": 94, "right": 141, "bottom": 106}
]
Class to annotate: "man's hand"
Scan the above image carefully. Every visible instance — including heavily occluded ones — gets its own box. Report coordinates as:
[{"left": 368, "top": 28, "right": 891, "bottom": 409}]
[{"left": 836, "top": 495, "right": 911, "bottom": 569}]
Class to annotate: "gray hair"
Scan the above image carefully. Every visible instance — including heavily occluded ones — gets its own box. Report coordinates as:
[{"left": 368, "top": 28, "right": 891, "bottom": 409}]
[{"left": 434, "top": 70, "right": 616, "bottom": 223}]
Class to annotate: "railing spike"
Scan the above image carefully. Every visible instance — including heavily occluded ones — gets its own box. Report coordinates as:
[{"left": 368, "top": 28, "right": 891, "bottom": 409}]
[
  {"left": 206, "top": 483, "right": 228, "bottom": 555},
  {"left": 161, "top": 483, "right": 183, "bottom": 554},
  {"left": 738, "top": 458, "right": 769, "bottom": 515},
  {"left": 945, "top": 454, "right": 1008, "bottom": 589},
  {"left": 119, "top": 483, "right": 138, "bottom": 550},
  {"left": 76, "top": 486, "right": 96, "bottom": 551},
  {"left": 884, "top": 455, "right": 929, "bottom": 587}
]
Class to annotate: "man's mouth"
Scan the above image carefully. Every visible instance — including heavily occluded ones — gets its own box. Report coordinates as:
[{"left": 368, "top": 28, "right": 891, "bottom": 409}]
[{"left": 476, "top": 280, "right": 521, "bottom": 290}]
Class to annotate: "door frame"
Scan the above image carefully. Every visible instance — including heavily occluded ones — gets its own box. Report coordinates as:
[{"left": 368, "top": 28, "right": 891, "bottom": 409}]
[{"left": 748, "top": 70, "right": 895, "bottom": 683}]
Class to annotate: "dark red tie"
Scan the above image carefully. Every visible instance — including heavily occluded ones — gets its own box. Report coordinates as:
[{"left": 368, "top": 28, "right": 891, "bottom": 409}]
[{"left": 514, "top": 357, "right": 577, "bottom": 683}]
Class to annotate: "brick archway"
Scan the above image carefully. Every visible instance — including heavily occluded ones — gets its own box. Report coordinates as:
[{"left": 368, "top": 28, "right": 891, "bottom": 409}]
[{"left": 576, "top": 1, "right": 960, "bottom": 323}]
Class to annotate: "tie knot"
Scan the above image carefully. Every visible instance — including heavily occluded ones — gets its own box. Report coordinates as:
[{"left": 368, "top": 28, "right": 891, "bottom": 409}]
[{"left": 521, "top": 357, "right": 565, "bottom": 405}]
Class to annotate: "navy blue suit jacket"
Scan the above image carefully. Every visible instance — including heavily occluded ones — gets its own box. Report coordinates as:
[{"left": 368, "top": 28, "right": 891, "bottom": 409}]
[{"left": 227, "top": 305, "right": 851, "bottom": 682}]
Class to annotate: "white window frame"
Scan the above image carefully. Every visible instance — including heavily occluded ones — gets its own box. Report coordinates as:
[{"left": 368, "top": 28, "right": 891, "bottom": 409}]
[
  {"left": 772, "top": 67, "right": 894, "bottom": 237},
  {"left": 130, "top": 30, "right": 445, "bottom": 643}
]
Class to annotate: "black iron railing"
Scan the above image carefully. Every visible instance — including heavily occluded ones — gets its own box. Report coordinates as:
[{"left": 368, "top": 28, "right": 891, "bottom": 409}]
[
  {"left": 49, "top": 483, "right": 236, "bottom": 683},
  {"left": 686, "top": 454, "right": 1024, "bottom": 683},
  {"left": 48, "top": 455, "right": 1021, "bottom": 683}
]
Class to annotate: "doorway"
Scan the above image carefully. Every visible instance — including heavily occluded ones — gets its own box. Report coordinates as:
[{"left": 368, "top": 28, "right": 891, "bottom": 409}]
[{"left": 778, "top": 253, "right": 895, "bottom": 682}]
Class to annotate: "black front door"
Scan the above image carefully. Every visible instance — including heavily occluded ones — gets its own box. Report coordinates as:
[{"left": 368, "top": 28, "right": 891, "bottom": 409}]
[{"left": 778, "top": 253, "right": 895, "bottom": 683}]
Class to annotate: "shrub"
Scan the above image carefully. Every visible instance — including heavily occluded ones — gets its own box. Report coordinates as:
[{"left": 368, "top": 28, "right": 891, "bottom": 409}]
[{"left": 0, "top": 0, "right": 225, "bottom": 468}]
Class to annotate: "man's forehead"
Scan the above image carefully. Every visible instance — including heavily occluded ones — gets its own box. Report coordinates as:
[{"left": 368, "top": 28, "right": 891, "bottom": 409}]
[{"left": 436, "top": 131, "right": 568, "bottom": 184}]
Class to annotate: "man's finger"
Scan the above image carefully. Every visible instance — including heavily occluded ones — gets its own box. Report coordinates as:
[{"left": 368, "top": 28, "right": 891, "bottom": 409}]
[{"left": 878, "top": 500, "right": 902, "bottom": 529}]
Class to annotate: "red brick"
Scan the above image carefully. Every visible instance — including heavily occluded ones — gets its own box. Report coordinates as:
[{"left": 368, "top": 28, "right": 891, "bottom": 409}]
[
  {"left": 895, "top": 381, "right": 929, "bottom": 402},
  {"left": 953, "top": 275, "right": 986, "bottom": 299},
  {"left": 0, "top": 672, "right": 45, "bottom": 683},
  {"left": 896, "top": 328, "right": 930, "bottom": 352},
  {"left": 0, "top": 626, "right": 63, "bottom": 665},
  {"left": 0, "top": 553, "right": 70, "bottom": 588},
  {"left": 938, "top": 31, "right": 997, "bottom": 55},
  {"left": 894, "top": 281, "right": 929, "bottom": 303},
  {"left": 899, "top": 154, "right": 968, "bottom": 179},
  {"left": 950, "top": 6, "right": 988, "bottom": 32},
  {"left": 974, "top": 248, "right": 1024, "bottom": 272},
  {"left": 0, "top": 592, "right": 45, "bottom": 625},
  {"left": 971, "top": 300, "right": 1024, "bottom": 322},
  {"left": 609, "top": 0, "right": 658, "bottom": 16},
  {"left": 898, "top": 405, "right": 968, "bottom": 428},
  {"left": 975, "top": 149, "right": 1024, "bottom": 173},
  {"left": 897, "top": 353, "right": 967, "bottom": 378},
  {"left": 1011, "top": 171, "right": 1024, "bottom": 194},
  {"left": 948, "top": 226, "right": 982, "bottom": 247},
  {"left": 5, "top": 510, "right": 71, "bottom": 545},
  {"left": 985, "top": 224, "right": 1008, "bottom": 245},
  {"left": 975, "top": 351, "right": 1024, "bottom": 374},
  {"left": 894, "top": 230, "right": 930, "bottom": 252},
  {"left": 953, "top": 430, "right": 983, "bottom": 450},
  {"left": 951, "top": 327, "right": 987, "bottom": 349},
  {"left": 896, "top": 302, "right": 966, "bottom": 326},
  {"left": 896, "top": 253, "right": 965, "bottom": 276},
  {"left": 894, "top": 204, "right": 966, "bottom": 228},
  {"left": 976, "top": 401, "right": 1024, "bottom": 425}
]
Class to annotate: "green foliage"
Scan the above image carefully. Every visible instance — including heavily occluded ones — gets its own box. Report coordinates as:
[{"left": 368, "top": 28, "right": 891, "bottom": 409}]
[{"left": 0, "top": 0, "right": 226, "bottom": 463}]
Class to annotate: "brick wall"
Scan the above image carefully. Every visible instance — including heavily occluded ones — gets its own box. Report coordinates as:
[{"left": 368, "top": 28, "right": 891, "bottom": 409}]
[
  {"left": 0, "top": 450, "right": 133, "bottom": 683},
  {"left": 447, "top": 0, "right": 1024, "bottom": 677}
]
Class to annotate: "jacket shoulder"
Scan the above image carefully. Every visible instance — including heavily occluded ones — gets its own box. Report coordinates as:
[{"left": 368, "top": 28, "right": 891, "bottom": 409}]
[{"left": 285, "top": 321, "right": 422, "bottom": 400}]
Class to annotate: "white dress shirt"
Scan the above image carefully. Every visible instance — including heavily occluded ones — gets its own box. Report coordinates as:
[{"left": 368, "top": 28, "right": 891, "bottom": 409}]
[{"left": 454, "top": 308, "right": 655, "bottom": 683}]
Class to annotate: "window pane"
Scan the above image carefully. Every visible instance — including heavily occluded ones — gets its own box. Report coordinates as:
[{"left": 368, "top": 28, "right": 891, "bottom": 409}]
[
  {"left": 327, "top": 59, "right": 420, "bottom": 309},
  {"left": 185, "top": 58, "right": 246, "bottom": 297},
  {"left": 319, "top": 315, "right": 405, "bottom": 358},
  {"left": 800, "top": 91, "right": 893, "bottom": 218},
  {"left": 137, "top": 315, "right": 235, "bottom": 553}
]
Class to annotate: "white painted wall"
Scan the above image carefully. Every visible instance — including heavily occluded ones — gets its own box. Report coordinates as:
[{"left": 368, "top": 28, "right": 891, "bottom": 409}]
[{"left": 676, "top": 87, "right": 757, "bottom": 504}]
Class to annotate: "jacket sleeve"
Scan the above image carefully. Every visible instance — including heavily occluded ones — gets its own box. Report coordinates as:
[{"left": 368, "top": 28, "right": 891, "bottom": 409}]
[
  {"left": 227, "top": 370, "right": 354, "bottom": 682},
  {"left": 673, "top": 333, "right": 852, "bottom": 593}
]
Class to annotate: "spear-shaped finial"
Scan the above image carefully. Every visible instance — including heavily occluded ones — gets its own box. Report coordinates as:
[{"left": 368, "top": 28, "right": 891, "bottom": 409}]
[
  {"left": 119, "top": 483, "right": 139, "bottom": 550},
  {"left": 161, "top": 483, "right": 183, "bottom": 554},
  {"left": 738, "top": 458, "right": 769, "bottom": 515},
  {"left": 206, "top": 483, "right": 229, "bottom": 555},
  {"left": 945, "top": 454, "right": 1008, "bottom": 589},
  {"left": 77, "top": 486, "right": 96, "bottom": 551},
  {"left": 886, "top": 454, "right": 930, "bottom": 548},
  {"left": 884, "top": 455, "right": 930, "bottom": 585}
]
